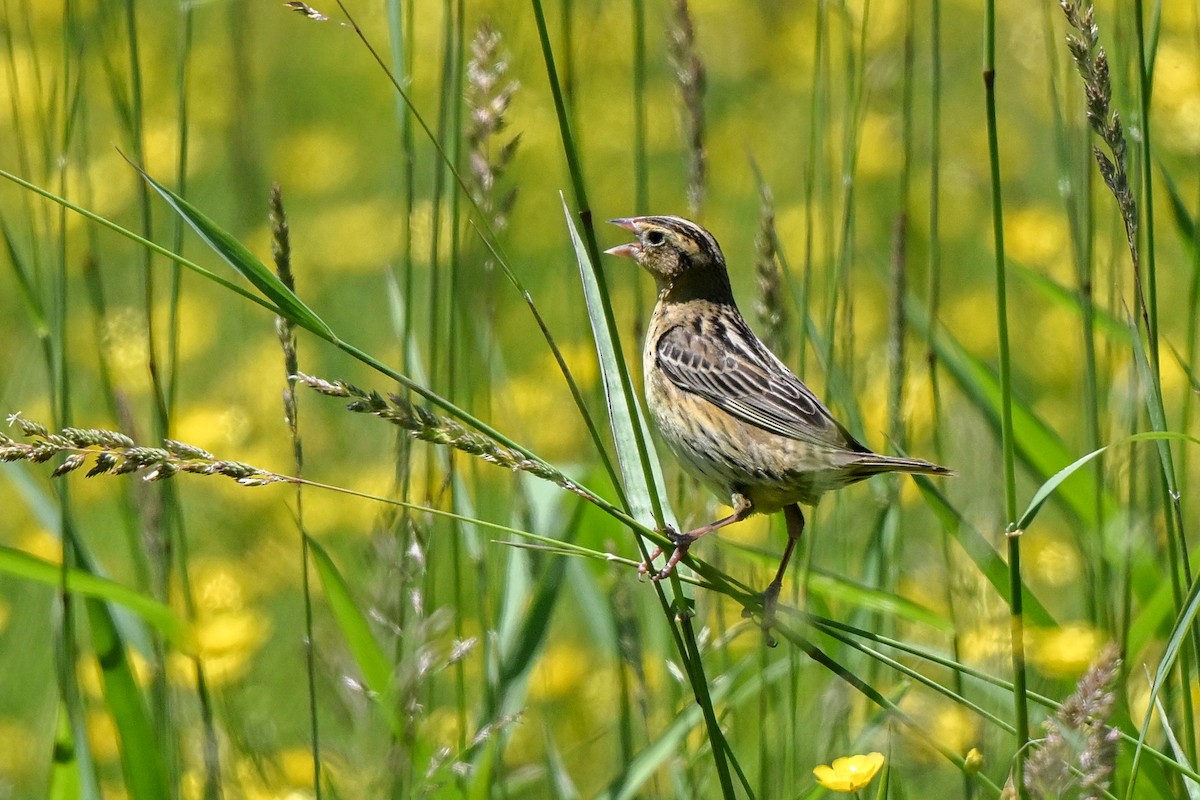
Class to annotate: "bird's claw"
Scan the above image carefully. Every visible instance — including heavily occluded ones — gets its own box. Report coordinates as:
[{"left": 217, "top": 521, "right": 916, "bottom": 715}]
[
  {"left": 636, "top": 547, "right": 664, "bottom": 581},
  {"left": 741, "top": 582, "right": 783, "bottom": 647},
  {"left": 638, "top": 526, "right": 694, "bottom": 581}
]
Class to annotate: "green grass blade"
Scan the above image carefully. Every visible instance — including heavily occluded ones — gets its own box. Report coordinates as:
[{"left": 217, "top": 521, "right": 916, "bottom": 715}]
[
  {"left": 497, "top": 520, "right": 573, "bottom": 687},
  {"left": 909, "top": 298, "right": 1117, "bottom": 527},
  {"left": 47, "top": 704, "right": 89, "bottom": 800},
  {"left": 84, "top": 597, "right": 170, "bottom": 800},
  {"left": 1155, "top": 693, "right": 1200, "bottom": 800},
  {"left": 914, "top": 476, "right": 1055, "bottom": 627},
  {"left": 563, "top": 197, "right": 670, "bottom": 527},
  {"left": 805, "top": 570, "right": 954, "bottom": 634},
  {"left": 1010, "top": 262, "right": 1130, "bottom": 342},
  {"left": 132, "top": 163, "right": 334, "bottom": 340},
  {"left": 306, "top": 535, "right": 398, "bottom": 732},
  {"left": 1130, "top": 570, "right": 1200, "bottom": 795},
  {"left": 543, "top": 726, "right": 581, "bottom": 800},
  {"left": 1161, "top": 166, "right": 1198, "bottom": 257},
  {"left": 599, "top": 660, "right": 747, "bottom": 800},
  {"left": 0, "top": 167, "right": 282, "bottom": 316},
  {"left": 0, "top": 545, "right": 191, "bottom": 649},
  {"left": 474, "top": 504, "right": 584, "bottom": 782},
  {"left": 2, "top": 218, "right": 48, "bottom": 337},
  {"left": 1015, "top": 432, "right": 1199, "bottom": 532}
]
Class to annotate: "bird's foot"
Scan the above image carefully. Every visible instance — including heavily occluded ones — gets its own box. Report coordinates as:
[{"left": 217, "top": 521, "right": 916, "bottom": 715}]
[
  {"left": 638, "top": 526, "right": 695, "bottom": 581},
  {"left": 742, "top": 581, "right": 784, "bottom": 647}
]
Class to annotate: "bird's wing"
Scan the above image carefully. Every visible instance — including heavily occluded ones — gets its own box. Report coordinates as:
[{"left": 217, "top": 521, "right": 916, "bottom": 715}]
[{"left": 655, "top": 321, "right": 865, "bottom": 450}]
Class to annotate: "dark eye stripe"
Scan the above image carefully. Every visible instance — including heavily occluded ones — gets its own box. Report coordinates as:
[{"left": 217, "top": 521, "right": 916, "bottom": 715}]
[{"left": 652, "top": 216, "right": 723, "bottom": 265}]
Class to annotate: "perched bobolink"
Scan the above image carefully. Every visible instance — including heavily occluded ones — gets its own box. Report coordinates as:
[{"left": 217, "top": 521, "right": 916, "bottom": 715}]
[{"left": 606, "top": 215, "right": 951, "bottom": 638}]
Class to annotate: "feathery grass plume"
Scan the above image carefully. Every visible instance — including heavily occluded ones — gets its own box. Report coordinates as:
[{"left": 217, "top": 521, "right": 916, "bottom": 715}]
[
  {"left": 270, "top": 184, "right": 323, "bottom": 797},
  {"left": 1, "top": 414, "right": 289, "bottom": 486},
  {"left": 465, "top": 21, "right": 520, "bottom": 235},
  {"left": 1023, "top": 643, "right": 1121, "bottom": 800},
  {"left": 753, "top": 181, "right": 789, "bottom": 359},
  {"left": 1059, "top": 2, "right": 1144, "bottom": 316},
  {"left": 667, "top": 0, "right": 706, "bottom": 217},
  {"left": 271, "top": 183, "right": 301, "bottom": 443},
  {"left": 294, "top": 374, "right": 596, "bottom": 502},
  {"left": 283, "top": 1, "right": 329, "bottom": 21}
]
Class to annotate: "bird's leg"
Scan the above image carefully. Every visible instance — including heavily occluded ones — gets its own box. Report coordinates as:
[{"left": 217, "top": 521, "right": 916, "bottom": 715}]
[
  {"left": 758, "top": 503, "right": 805, "bottom": 646},
  {"left": 639, "top": 493, "right": 753, "bottom": 581}
]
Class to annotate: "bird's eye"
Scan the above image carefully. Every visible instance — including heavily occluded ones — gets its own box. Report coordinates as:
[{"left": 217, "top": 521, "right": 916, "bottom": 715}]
[{"left": 646, "top": 230, "right": 666, "bottom": 246}]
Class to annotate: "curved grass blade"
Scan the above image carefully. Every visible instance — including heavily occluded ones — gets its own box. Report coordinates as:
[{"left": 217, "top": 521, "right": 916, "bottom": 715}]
[
  {"left": 1015, "top": 431, "right": 1199, "bottom": 533},
  {"left": 2, "top": 218, "right": 48, "bottom": 337},
  {"left": 914, "top": 476, "right": 1055, "bottom": 627},
  {"left": 0, "top": 167, "right": 280, "bottom": 316},
  {"left": 306, "top": 536, "right": 399, "bottom": 733},
  {"left": 0, "top": 545, "right": 192, "bottom": 650},
  {"left": 1011, "top": 262, "right": 1130, "bottom": 343},
  {"left": 908, "top": 298, "right": 1117, "bottom": 527},
  {"left": 1161, "top": 165, "right": 1198, "bottom": 258},
  {"left": 85, "top": 597, "right": 170, "bottom": 800},
  {"left": 47, "top": 704, "right": 89, "bottom": 800},
  {"left": 472, "top": 503, "right": 586, "bottom": 794},
  {"left": 562, "top": 197, "right": 671, "bottom": 529},
  {"left": 806, "top": 612, "right": 1200, "bottom": 785},
  {"left": 1131, "top": 572, "right": 1200, "bottom": 797},
  {"left": 598, "top": 659, "right": 747, "bottom": 800},
  {"left": 131, "top": 162, "right": 334, "bottom": 340},
  {"left": 4, "top": 167, "right": 621, "bottom": 529},
  {"left": 806, "top": 569, "right": 954, "bottom": 634},
  {"left": 1155, "top": 692, "right": 1200, "bottom": 800}
]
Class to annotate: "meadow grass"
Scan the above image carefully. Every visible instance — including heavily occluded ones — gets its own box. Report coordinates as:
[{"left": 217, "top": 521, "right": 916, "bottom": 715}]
[{"left": 1, "top": 1, "right": 1200, "bottom": 798}]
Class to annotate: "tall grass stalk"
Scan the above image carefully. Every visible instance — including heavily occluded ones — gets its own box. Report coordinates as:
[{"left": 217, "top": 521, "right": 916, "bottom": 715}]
[
  {"left": 1061, "top": 1, "right": 1198, "bottom": 781},
  {"left": 796, "top": 2, "right": 825, "bottom": 377},
  {"left": 630, "top": 0, "right": 648, "bottom": 215},
  {"left": 386, "top": 0, "right": 416, "bottom": 381},
  {"left": 926, "top": 5, "right": 971, "bottom": 797},
  {"left": 983, "top": 0, "right": 1030, "bottom": 789},
  {"left": 1042, "top": 0, "right": 1107, "bottom": 625},
  {"left": 527, "top": 0, "right": 665, "bottom": 531},
  {"left": 924, "top": 0, "right": 943, "bottom": 461},
  {"left": 667, "top": 0, "right": 705, "bottom": 218},
  {"left": 52, "top": 2, "right": 90, "bottom": 795},
  {"left": 270, "top": 185, "right": 321, "bottom": 798},
  {"left": 1133, "top": 0, "right": 1197, "bottom": 766}
]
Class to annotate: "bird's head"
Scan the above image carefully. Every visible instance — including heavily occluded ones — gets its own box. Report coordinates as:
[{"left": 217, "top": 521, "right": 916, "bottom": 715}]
[{"left": 605, "top": 216, "right": 730, "bottom": 296}]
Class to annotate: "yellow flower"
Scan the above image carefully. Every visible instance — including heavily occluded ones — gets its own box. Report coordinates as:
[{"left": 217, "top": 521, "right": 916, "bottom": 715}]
[
  {"left": 1030, "top": 623, "right": 1105, "bottom": 678},
  {"left": 964, "top": 747, "right": 984, "bottom": 775},
  {"left": 813, "top": 752, "right": 885, "bottom": 793}
]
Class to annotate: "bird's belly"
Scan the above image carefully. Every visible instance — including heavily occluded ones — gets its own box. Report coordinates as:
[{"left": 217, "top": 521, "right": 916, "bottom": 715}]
[{"left": 644, "top": 368, "right": 839, "bottom": 512}]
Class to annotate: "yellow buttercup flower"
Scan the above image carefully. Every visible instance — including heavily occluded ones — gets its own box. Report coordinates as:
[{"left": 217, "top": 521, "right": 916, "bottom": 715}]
[{"left": 813, "top": 751, "right": 885, "bottom": 793}]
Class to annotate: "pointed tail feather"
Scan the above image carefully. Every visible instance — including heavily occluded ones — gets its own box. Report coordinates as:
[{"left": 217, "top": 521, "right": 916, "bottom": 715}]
[{"left": 846, "top": 454, "right": 953, "bottom": 479}]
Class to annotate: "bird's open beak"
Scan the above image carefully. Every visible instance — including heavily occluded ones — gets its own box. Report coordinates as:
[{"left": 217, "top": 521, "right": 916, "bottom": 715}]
[{"left": 604, "top": 217, "right": 641, "bottom": 258}]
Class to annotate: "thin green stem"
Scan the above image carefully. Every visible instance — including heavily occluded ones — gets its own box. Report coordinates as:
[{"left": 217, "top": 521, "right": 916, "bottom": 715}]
[
  {"left": 1042, "top": 0, "right": 1105, "bottom": 625},
  {"left": 679, "top": 616, "right": 739, "bottom": 799},
  {"left": 1134, "top": 0, "right": 1197, "bottom": 768},
  {"left": 983, "top": 1, "right": 1029, "bottom": 791},
  {"left": 54, "top": 2, "right": 89, "bottom": 792},
  {"left": 528, "top": 0, "right": 665, "bottom": 530},
  {"left": 631, "top": 0, "right": 648, "bottom": 215}
]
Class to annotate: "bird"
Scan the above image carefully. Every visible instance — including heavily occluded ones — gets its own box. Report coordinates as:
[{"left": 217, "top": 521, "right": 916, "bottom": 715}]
[{"left": 604, "top": 215, "right": 951, "bottom": 641}]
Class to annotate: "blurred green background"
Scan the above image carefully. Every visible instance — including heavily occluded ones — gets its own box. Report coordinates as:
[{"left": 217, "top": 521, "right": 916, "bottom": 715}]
[{"left": 2, "top": 0, "right": 1200, "bottom": 797}]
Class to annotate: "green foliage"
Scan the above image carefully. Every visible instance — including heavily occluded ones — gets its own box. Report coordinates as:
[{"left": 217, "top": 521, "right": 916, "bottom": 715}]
[{"left": 2, "top": 1, "right": 1200, "bottom": 798}]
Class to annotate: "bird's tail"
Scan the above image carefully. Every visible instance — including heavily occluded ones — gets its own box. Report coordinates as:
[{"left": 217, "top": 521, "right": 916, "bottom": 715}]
[{"left": 846, "top": 454, "right": 954, "bottom": 479}]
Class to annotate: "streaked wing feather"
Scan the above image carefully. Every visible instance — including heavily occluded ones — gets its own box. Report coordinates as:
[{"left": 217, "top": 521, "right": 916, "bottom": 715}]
[{"left": 656, "top": 322, "right": 860, "bottom": 450}]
